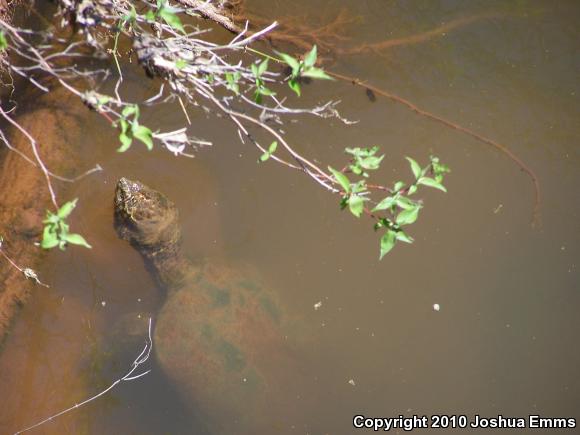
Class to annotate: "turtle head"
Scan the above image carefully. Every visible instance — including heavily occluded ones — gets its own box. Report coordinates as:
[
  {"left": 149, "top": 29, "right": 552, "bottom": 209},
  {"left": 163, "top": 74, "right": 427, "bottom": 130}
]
[{"left": 114, "top": 178, "right": 181, "bottom": 252}]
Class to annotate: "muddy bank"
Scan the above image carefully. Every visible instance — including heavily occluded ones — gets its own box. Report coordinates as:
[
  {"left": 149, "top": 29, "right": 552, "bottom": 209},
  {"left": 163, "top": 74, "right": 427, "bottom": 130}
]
[{"left": 0, "top": 82, "right": 86, "bottom": 343}]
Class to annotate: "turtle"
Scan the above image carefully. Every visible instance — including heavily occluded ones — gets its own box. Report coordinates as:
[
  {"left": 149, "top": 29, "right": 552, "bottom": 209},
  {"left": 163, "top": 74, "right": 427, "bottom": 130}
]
[{"left": 113, "top": 178, "right": 294, "bottom": 432}]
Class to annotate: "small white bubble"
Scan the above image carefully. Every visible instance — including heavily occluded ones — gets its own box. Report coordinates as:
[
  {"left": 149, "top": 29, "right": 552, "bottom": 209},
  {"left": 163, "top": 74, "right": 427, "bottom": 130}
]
[
  {"left": 101, "top": 301, "right": 106, "bottom": 307},
  {"left": 348, "top": 379, "right": 356, "bottom": 386},
  {"left": 313, "top": 301, "right": 322, "bottom": 310},
  {"left": 433, "top": 303, "right": 440, "bottom": 311}
]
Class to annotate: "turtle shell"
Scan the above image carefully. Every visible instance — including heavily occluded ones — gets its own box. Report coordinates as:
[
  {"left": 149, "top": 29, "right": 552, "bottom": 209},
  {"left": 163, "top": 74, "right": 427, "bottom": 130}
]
[{"left": 154, "top": 259, "right": 287, "bottom": 427}]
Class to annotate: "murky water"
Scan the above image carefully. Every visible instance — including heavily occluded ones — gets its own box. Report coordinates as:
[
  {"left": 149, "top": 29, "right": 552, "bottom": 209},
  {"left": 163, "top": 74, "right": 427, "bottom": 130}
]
[{"left": 1, "top": 1, "right": 579, "bottom": 434}]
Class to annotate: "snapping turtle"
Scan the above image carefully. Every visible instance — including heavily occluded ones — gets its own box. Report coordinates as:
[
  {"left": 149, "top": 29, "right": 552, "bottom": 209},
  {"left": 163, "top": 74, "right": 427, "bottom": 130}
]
[{"left": 114, "top": 178, "right": 291, "bottom": 430}]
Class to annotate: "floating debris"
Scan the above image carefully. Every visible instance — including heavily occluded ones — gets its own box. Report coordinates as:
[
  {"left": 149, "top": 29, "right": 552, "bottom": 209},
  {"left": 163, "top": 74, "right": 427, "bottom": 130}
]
[
  {"left": 433, "top": 303, "right": 440, "bottom": 311},
  {"left": 314, "top": 301, "right": 322, "bottom": 310},
  {"left": 365, "top": 88, "right": 377, "bottom": 102},
  {"left": 348, "top": 379, "right": 356, "bottom": 386}
]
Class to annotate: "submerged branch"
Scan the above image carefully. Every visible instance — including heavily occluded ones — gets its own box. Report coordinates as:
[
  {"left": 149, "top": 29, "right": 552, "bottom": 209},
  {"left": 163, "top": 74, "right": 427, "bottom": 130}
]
[{"left": 338, "top": 13, "right": 502, "bottom": 55}]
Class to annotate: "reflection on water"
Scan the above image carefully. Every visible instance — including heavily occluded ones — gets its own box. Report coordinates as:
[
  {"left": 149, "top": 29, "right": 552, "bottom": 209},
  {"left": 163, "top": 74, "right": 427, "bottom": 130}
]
[{"left": 1, "top": 1, "right": 579, "bottom": 434}]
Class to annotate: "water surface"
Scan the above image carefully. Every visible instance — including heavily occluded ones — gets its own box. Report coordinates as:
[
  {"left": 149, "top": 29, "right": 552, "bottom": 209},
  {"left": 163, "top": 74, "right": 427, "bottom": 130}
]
[{"left": 1, "top": 1, "right": 578, "bottom": 434}]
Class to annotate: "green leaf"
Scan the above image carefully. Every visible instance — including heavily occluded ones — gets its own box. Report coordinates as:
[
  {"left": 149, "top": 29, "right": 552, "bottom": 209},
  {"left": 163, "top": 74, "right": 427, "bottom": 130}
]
[
  {"left": 145, "top": 10, "right": 156, "bottom": 21},
  {"left": 348, "top": 195, "right": 365, "bottom": 218},
  {"left": 122, "top": 105, "right": 138, "bottom": 118},
  {"left": 257, "top": 59, "right": 269, "bottom": 77},
  {"left": 58, "top": 220, "right": 70, "bottom": 239},
  {"left": 278, "top": 52, "right": 300, "bottom": 76},
  {"left": 417, "top": 177, "right": 447, "bottom": 192},
  {"left": 372, "top": 196, "right": 395, "bottom": 212},
  {"left": 119, "top": 118, "right": 129, "bottom": 134},
  {"left": 57, "top": 199, "right": 78, "bottom": 219},
  {"left": 288, "top": 79, "right": 301, "bottom": 96},
  {"left": 64, "top": 233, "right": 92, "bottom": 249},
  {"left": 118, "top": 131, "right": 133, "bottom": 152},
  {"left": 351, "top": 180, "right": 367, "bottom": 194},
  {"left": 41, "top": 225, "right": 59, "bottom": 249},
  {"left": 160, "top": 9, "right": 185, "bottom": 33},
  {"left": 97, "top": 95, "right": 111, "bottom": 107},
  {"left": 258, "top": 86, "right": 275, "bottom": 97},
  {"left": 359, "top": 155, "right": 384, "bottom": 170},
  {"left": 350, "top": 165, "right": 362, "bottom": 175},
  {"left": 301, "top": 67, "right": 333, "bottom": 80},
  {"left": 132, "top": 124, "right": 154, "bottom": 150},
  {"left": 43, "top": 211, "right": 59, "bottom": 225},
  {"left": 395, "top": 196, "right": 415, "bottom": 210},
  {"left": 396, "top": 206, "right": 420, "bottom": 225},
  {"left": 328, "top": 166, "right": 350, "bottom": 193},
  {"left": 225, "top": 72, "right": 240, "bottom": 95},
  {"left": 175, "top": 59, "right": 188, "bottom": 70},
  {"left": 393, "top": 181, "right": 405, "bottom": 192},
  {"left": 258, "top": 141, "right": 277, "bottom": 162},
  {"left": 303, "top": 45, "right": 317, "bottom": 68},
  {"left": 406, "top": 157, "right": 422, "bottom": 179},
  {"left": 345, "top": 146, "right": 379, "bottom": 158},
  {"left": 379, "top": 230, "right": 397, "bottom": 259},
  {"left": 0, "top": 31, "right": 8, "bottom": 51},
  {"left": 395, "top": 231, "right": 414, "bottom": 244},
  {"left": 251, "top": 63, "right": 259, "bottom": 78}
]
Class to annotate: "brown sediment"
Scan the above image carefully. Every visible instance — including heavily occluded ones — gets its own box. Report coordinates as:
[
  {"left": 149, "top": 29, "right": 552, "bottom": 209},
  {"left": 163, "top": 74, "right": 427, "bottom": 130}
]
[
  {"left": 0, "top": 82, "right": 85, "bottom": 343},
  {"left": 0, "top": 298, "right": 100, "bottom": 433}
]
